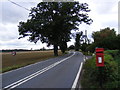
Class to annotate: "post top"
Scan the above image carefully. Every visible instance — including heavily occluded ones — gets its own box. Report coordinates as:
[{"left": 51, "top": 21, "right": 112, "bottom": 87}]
[{"left": 95, "top": 48, "right": 104, "bottom": 52}]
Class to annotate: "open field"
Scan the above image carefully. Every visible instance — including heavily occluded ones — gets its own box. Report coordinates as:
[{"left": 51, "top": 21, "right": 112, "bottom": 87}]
[{"left": 1, "top": 50, "right": 62, "bottom": 73}]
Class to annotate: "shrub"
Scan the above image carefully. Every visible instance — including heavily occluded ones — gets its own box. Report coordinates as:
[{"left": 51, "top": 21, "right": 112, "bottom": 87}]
[
  {"left": 105, "top": 50, "right": 119, "bottom": 58},
  {"left": 86, "top": 43, "right": 96, "bottom": 53},
  {"left": 81, "top": 50, "right": 118, "bottom": 88}
]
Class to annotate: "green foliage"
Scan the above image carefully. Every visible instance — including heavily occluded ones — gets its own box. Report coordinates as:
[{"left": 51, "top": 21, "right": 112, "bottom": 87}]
[
  {"left": 104, "top": 81, "right": 118, "bottom": 88},
  {"left": 82, "top": 51, "right": 93, "bottom": 56},
  {"left": 75, "top": 32, "right": 83, "bottom": 51},
  {"left": 68, "top": 45, "right": 75, "bottom": 50},
  {"left": 2, "top": 64, "right": 25, "bottom": 73},
  {"left": 59, "top": 41, "right": 67, "bottom": 53},
  {"left": 81, "top": 50, "right": 119, "bottom": 88},
  {"left": 92, "top": 27, "right": 116, "bottom": 43},
  {"left": 105, "top": 50, "right": 119, "bottom": 58},
  {"left": 91, "top": 27, "right": 120, "bottom": 51},
  {"left": 97, "top": 36, "right": 120, "bottom": 50},
  {"left": 80, "top": 43, "right": 89, "bottom": 52},
  {"left": 115, "top": 56, "right": 120, "bottom": 88},
  {"left": 86, "top": 43, "right": 96, "bottom": 53},
  {"left": 18, "top": 2, "right": 92, "bottom": 56}
]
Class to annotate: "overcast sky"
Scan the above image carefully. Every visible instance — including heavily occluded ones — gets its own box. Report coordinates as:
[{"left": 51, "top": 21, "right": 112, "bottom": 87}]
[{"left": 0, "top": 0, "right": 119, "bottom": 50}]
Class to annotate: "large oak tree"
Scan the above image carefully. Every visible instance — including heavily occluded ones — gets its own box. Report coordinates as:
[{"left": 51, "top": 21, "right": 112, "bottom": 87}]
[{"left": 18, "top": 2, "right": 92, "bottom": 56}]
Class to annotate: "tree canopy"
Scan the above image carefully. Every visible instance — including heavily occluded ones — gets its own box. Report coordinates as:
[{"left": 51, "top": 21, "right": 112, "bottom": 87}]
[
  {"left": 92, "top": 27, "right": 116, "bottom": 43},
  {"left": 75, "top": 31, "right": 83, "bottom": 51},
  {"left": 87, "top": 27, "right": 120, "bottom": 52},
  {"left": 18, "top": 2, "right": 93, "bottom": 56}
]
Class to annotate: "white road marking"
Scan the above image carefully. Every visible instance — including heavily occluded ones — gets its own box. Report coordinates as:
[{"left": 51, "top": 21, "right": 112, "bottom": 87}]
[
  {"left": 71, "top": 62, "right": 83, "bottom": 90},
  {"left": 84, "top": 59, "right": 86, "bottom": 62},
  {"left": 83, "top": 55, "right": 89, "bottom": 62},
  {"left": 3, "top": 52, "right": 75, "bottom": 89},
  {"left": 84, "top": 55, "right": 86, "bottom": 62},
  {"left": 2, "top": 55, "right": 59, "bottom": 75},
  {"left": 3, "top": 51, "right": 71, "bottom": 75}
]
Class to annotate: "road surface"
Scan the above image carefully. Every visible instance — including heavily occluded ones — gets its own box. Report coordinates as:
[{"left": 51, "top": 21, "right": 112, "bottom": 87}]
[{"left": 2, "top": 51, "right": 84, "bottom": 89}]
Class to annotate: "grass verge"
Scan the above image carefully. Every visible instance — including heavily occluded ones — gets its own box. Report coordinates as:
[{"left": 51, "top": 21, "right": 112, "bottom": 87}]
[
  {"left": 81, "top": 50, "right": 119, "bottom": 88},
  {"left": 1, "top": 50, "right": 63, "bottom": 73},
  {"left": 81, "top": 51, "right": 93, "bottom": 56}
]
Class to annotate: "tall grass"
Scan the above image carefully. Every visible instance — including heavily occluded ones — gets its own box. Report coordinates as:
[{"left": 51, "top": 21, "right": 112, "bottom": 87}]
[
  {"left": 81, "top": 50, "right": 119, "bottom": 88},
  {"left": 2, "top": 50, "right": 62, "bottom": 73}
]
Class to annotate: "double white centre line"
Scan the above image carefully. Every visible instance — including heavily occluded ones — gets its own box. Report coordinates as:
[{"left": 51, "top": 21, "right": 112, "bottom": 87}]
[{"left": 3, "top": 52, "right": 75, "bottom": 89}]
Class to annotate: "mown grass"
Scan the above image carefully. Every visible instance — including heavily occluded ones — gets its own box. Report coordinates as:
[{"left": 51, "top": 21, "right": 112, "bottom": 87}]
[
  {"left": 81, "top": 50, "right": 119, "bottom": 88},
  {"left": 1, "top": 50, "right": 62, "bottom": 73}
]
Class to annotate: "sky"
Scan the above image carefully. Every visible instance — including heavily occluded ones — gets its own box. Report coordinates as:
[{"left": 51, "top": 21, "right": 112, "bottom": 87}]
[{"left": 0, "top": 0, "right": 119, "bottom": 50}]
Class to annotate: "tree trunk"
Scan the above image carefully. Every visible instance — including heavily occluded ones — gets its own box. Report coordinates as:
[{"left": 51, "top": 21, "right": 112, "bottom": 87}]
[
  {"left": 54, "top": 44, "right": 58, "bottom": 56},
  {"left": 60, "top": 41, "right": 67, "bottom": 54}
]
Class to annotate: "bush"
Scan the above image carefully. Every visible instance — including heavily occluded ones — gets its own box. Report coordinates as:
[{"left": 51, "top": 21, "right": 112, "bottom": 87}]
[
  {"left": 80, "top": 43, "right": 89, "bottom": 52},
  {"left": 82, "top": 51, "right": 93, "bottom": 56},
  {"left": 105, "top": 50, "right": 119, "bottom": 58},
  {"left": 86, "top": 43, "right": 96, "bottom": 53},
  {"left": 81, "top": 50, "right": 118, "bottom": 88}
]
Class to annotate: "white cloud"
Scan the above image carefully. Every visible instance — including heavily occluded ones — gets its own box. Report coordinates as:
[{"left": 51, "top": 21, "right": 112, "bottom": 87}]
[
  {"left": 0, "top": 23, "right": 19, "bottom": 41},
  {"left": 0, "top": 37, "right": 52, "bottom": 50},
  {"left": 1, "top": 1, "right": 38, "bottom": 24},
  {"left": 0, "top": 0, "right": 118, "bottom": 49},
  {"left": 82, "top": 0, "right": 118, "bottom": 33},
  {"left": 0, "top": 1, "right": 43, "bottom": 50}
]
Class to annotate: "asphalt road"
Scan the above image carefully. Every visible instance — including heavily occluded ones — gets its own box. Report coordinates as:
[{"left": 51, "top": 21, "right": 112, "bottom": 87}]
[{"left": 2, "top": 51, "right": 84, "bottom": 89}]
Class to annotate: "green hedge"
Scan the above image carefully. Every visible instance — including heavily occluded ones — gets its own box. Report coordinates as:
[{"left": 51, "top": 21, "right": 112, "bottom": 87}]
[{"left": 81, "top": 50, "right": 119, "bottom": 88}]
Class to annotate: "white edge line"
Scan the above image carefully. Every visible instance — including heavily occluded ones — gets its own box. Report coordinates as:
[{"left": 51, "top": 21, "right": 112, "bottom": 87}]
[
  {"left": 71, "top": 62, "right": 83, "bottom": 89},
  {"left": 84, "top": 55, "right": 86, "bottom": 62},
  {"left": 3, "top": 52, "right": 75, "bottom": 89},
  {"left": 84, "top": 59, "right": 85, "bottom": 62}
]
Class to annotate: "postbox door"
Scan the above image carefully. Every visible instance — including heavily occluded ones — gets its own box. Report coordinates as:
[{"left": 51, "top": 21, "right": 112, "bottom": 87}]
[{"left": 96, "top": 55, "right": 104, "bottom": 67}]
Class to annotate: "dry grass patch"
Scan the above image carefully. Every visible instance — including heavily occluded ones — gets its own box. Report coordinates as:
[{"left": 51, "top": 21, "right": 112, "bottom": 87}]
[{"left": 2, "top": 50, "right": 62, "bottom": 73}]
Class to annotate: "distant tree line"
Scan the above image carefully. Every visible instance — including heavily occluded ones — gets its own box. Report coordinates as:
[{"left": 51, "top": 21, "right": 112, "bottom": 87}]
[
  {"left": 2, "top": 49, "right": 52, "bottom": 52},
  {"left": 2, "top": 49, "right": 32, "bottom": 52}
]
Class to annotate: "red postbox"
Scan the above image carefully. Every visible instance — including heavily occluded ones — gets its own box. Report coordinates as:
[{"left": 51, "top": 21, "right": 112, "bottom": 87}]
[{"left": 95, "top": 48, "right": 104, "bottom": 67}]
